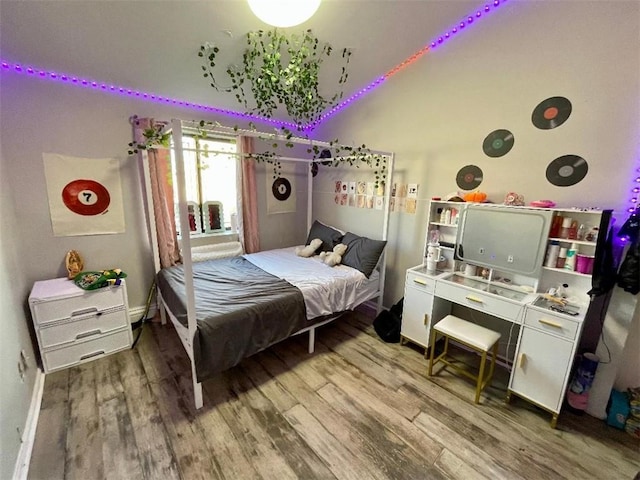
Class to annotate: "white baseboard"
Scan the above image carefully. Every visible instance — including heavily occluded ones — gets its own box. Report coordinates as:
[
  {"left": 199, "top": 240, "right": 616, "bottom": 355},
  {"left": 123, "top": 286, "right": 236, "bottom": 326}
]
[
  {"left": 128, "top": 303, "right": 158, "bottom": 324},
  {"left": 13, "top": 368, "right": 45, "bottom": 480}
]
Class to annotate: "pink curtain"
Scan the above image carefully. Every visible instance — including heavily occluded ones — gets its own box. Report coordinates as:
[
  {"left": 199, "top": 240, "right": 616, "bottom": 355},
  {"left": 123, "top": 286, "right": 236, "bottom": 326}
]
[
  {"left": 237, "top": 136, "right": 260, "bottom": 253},
  {"left": 135, "top": 118, "right": 181, "bottom": 268}
]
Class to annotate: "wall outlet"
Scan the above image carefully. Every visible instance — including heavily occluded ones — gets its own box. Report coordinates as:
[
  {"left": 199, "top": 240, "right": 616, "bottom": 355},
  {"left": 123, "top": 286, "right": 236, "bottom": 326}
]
[{"left": 507, "top": 254, "right": 514, "bottom": 263}]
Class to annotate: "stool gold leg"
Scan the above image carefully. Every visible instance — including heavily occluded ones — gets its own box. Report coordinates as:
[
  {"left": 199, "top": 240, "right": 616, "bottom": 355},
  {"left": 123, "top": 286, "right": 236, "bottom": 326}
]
[
  {"left": 506, "top": 390, "right": 512, "bottom": 404},
  {"left": 475, "top": 351, "right": 487, "bottom": 404},
  {"left": 428, "top": 330, "right": 436, "bottom": 376},
  {"left": 488, "top": 343, "right": 498, "bottom": 382},
  {"left": 551, "top": 413, "right": 559, "bottom": 429}
]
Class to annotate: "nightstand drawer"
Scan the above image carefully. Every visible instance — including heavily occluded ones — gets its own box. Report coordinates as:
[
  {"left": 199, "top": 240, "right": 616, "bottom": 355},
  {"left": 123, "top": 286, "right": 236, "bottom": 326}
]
[
  {"left": 43, "top": 328, "right": 131, "bottom": 372},
  {"left": 31, "top": 286, "right": 125, "bottom": 325},
  {"left": 406, "top": 271, "right": 435, "bottom": 293},
  {"left": 523, "top": 308, "right": 579, "bottom": 340},
  {"left": 38, "top": 307, "right": 128, "bottom": 349}
]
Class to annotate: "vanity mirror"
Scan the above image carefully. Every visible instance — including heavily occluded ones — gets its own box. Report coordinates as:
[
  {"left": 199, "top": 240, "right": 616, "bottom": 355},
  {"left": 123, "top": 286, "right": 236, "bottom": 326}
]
[{"left": 455, "top": 204, "right": 553, "bottom": 277}]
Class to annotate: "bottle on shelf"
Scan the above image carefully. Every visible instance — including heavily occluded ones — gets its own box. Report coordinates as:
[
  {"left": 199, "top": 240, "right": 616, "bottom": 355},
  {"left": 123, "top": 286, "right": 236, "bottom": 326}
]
[
  {"left": 545, "top": 240, "right": 560, "bottom": 268},
  {"left": 556, "top": 247, "right": 568, "bottom": 269},
  {"left": 560, "top": 217, "right": 573, "bottom": 239},
  {"left": 577, "top": 224, "right": 586, "bottom": 241},
  {"left": 556, "top": 283, "right": 569, "bottom": 298},
  {"left": 585, "top": 226, "right": 599, "bottom": 242},
  {"left": 444, "top": 208, "right": 452, "bottom": 224},
  {"left": 451, "top": 208, "right": 458, "bottom": 225},
  {"left": 550, "top": 214, "right": 564, "bottom": 238},
  {"left": 564, "top": 243, "right": 578, "bottom": 271},
  {"left": 568, "top": 220, "right": 579, "bottom": 240}
]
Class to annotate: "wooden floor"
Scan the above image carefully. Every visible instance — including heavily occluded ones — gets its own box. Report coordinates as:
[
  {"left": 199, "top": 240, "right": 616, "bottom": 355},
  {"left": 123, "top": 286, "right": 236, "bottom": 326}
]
[{"left": 29, "top": 311, "right": 639, "bottom": 480}]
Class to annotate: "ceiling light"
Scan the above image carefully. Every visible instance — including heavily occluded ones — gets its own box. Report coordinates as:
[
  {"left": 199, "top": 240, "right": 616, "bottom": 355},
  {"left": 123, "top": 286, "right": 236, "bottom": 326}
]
[{"left": 248, "top": 0, "right": 321, "bottom": 28}]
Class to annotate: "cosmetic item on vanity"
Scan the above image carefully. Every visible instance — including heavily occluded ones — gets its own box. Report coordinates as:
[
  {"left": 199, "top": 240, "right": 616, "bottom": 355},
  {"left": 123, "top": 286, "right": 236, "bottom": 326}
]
[
  {"left": 560, "top": 217, "right": 573, "bottom": 239},
  {"left": 568, "top": 220, "right": 579, "bottom": 240},
  {"left": 549, "top": 214, "right": 563, "bottom": 238},
  {"left": 564, "top": 243, "right": 578, "bottom": 271},
  {"left": 545, "top": 240, "right": 560, "bottom": 268},
  {"left": 556, "top": 247, "right": 567, "bottom": 269},
  {"left": 443, "top": 208, "right": 452, "bottom": 224}
]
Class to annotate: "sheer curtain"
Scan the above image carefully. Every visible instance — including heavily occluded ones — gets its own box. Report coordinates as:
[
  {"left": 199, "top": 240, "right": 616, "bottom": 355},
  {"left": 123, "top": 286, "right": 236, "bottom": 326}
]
[
  {"left": 237, "top": 136, "right": 260, "bottom": 253},
  {"left": 134, "top": 117, "right": 181, "bottom": 268}
]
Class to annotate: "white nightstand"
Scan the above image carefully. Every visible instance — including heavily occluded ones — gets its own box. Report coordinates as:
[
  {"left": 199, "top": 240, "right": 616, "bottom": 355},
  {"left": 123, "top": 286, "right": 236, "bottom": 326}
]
[{"left": 29, "top": 277, "right": 132, "bottom": 373}]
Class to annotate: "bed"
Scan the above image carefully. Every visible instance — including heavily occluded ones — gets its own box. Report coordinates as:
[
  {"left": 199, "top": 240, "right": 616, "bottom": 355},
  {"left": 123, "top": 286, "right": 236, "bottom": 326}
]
[
  {"left": 142, "top": 119, "right": 395, "bottom": 409},
  {"left": 157, "top": 245, "right": 383, "bottom": 382}
]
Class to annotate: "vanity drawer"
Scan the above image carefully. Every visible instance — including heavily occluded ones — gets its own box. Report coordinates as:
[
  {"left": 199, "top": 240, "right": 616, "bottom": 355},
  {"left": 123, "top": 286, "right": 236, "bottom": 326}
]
[
  {"left": 38, "top": 307, "right": 128, "bottom": 349},
  {"left": 43, "top": 328, "right": 131, "bottom": 373},
  {"left": 523, "top": 308, "right": 579, "bottom": 340},
  {"left": 435, "top": 281, "right": 523, "bottom": 322},
  {"left": 406, "top": 271, "right": 435, "bottom": 294},
  {"left": 32, "top": 286, "right": 125, "bottom": 325}
]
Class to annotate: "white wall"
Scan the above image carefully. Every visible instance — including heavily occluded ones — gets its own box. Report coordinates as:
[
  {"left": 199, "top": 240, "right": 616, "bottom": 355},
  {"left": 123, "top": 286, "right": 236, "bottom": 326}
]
[{"left": 0, "top": 131, "right": 39, "bottom": 480}]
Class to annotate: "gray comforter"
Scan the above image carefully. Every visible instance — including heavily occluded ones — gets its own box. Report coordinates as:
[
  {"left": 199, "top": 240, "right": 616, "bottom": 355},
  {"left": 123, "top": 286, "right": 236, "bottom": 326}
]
[{"left": 156, "top": 256, "right": 307, "bottom": 381}]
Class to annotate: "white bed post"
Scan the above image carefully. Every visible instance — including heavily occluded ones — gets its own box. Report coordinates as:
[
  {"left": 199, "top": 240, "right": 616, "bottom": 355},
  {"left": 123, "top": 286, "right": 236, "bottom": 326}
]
[
  {"left": 307, "top": 153, "right": 316, "bottom": 352},
  {"left": 171, "top": 119, "right": 203, "bottom": 409},
  {"left": 377, "top": 153, "right": 395, "bottom": 314}
]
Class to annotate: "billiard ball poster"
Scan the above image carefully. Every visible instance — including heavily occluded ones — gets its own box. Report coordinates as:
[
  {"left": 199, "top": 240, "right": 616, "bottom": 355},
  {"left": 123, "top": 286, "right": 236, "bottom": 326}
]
[{"left": 43, "top": 153, "right": 125, "bottom": 236}]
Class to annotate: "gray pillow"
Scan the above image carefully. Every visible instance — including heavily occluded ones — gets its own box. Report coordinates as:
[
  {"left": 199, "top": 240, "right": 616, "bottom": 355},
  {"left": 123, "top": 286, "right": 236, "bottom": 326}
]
[
  {"left": 341, "top": 232, "right": 387, "bottom": 278},
  {"left": 306, "top": 221, "right": 344, "bottom": 253}
]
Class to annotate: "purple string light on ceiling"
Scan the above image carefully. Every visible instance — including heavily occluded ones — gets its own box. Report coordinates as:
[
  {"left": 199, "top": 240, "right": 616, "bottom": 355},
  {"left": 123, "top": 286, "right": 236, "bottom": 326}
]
[
  {"left": 1, "top": 1, "right": 507, "bottom": 132},
  {"left": 0, "top": 60, "right": 300, "bottom": 131},
  {"left": 308, "top": 1, "right": 507, "bottom": 128}
]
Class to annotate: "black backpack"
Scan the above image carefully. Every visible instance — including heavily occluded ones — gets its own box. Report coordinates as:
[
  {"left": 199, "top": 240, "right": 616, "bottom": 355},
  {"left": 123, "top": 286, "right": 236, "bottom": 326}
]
[{"left": 373, "top": 298, "right": 403, "bottom": 343}]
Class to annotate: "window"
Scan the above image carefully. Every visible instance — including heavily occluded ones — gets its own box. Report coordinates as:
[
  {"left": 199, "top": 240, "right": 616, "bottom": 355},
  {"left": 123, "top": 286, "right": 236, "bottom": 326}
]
[{"left": 170, "top": 135, "right": 238, "bottom": 236}]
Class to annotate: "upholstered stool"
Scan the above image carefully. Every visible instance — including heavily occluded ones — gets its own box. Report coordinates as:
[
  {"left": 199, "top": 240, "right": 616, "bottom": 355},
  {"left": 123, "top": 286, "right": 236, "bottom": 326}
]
[{"left": 428, "top": 315, "right": 501, "bottom": 404}]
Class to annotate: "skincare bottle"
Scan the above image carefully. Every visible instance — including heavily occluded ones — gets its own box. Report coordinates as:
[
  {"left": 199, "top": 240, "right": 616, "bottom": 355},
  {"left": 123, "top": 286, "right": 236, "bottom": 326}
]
[
  {"left": 568, "top": 220, "right": 579, "bottom": 240},
  {"left": 556, "top": 283, "right": 569, "bottom": 299},
  {"left": 549, "top": 215, "right": 563, "bottom": 238},
  {"left": 577, "top": 224, "right": 586, "bottom": 241},
  {"left": 564, "top": 243, "right": 578, "bottom": 271},
  {"left": 444, "top": 208, "right": 451, "bottom": 224},
  {"left": 556, "top": 247, "right": 567, "bottom": 269},
  {"left": 560, "top": 217, "right": 573, "bottom": 239},
  {"left": 545, "top": 240, "right": 560, "bottom": 268}
]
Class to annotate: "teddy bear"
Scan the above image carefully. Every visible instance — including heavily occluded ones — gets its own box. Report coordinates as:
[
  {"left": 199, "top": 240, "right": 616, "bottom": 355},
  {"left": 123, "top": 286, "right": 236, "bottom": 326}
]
[
  {"left": 319, "top": 243, "right": 348, "bottom": 267},
  {"left": 295, "top": 238, "right": 322, "bottom": 257}
]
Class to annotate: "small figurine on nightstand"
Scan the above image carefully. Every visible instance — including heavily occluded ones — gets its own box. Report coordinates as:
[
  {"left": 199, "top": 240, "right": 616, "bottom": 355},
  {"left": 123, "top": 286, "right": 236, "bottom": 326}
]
[{"left": 65, "top": 250, "right": 84, "bottom": 279}]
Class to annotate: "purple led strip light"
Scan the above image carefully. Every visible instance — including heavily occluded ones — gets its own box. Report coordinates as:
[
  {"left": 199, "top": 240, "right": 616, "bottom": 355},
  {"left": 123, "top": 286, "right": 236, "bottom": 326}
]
[
  {"left": 629, "top": 160, "right": 640, "bottom": 213},
  {"left": 0, "top": 61, "right": 300, "bottom": 131},
  {"left": 2, "top": 1, "right": 506, "bottom": 132},
  {"left": 306, "top": 0, "right": 508, "bottom": 129}
]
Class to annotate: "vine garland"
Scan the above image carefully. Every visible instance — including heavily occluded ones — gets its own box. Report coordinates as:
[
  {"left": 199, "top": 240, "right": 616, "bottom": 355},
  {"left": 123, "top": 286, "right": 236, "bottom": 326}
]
[{"left": 128, "top": 29, "right": 387, "bottom": 187}]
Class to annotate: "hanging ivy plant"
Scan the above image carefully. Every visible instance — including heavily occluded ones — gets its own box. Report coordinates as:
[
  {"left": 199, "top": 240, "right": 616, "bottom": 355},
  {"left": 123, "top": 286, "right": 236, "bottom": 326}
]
[
  {"left": 127, "top": 123, "right": 171, "bottom": 155},
  {"left": 199, "top": 29, "right": 351, "bottom": 129},
  {"left": 128, "top": 29, "right": 388, "bottom": 188}
]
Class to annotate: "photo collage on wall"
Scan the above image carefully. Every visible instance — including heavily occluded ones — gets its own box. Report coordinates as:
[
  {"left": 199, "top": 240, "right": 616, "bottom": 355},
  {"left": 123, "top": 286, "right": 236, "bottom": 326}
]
[{"left": 334, "top": 180, "right": 419, "bottom": 214}]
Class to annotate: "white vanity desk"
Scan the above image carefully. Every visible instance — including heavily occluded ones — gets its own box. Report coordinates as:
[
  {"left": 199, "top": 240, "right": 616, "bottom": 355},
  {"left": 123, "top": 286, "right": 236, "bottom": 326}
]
[{"left": 404, "top": 265, "right": 587, "bottom": 427}]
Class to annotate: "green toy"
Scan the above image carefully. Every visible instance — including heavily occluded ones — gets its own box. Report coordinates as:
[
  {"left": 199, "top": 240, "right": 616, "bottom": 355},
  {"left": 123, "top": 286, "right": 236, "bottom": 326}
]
[{"left": 74, "top": 269, "right": 127, "bottom": 290}]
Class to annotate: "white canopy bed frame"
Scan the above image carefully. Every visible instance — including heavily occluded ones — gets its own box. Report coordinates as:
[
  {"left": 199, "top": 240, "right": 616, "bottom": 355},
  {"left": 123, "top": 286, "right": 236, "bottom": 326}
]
[{"left": 140, "top": 118, "right": 395, "bottom": 409}]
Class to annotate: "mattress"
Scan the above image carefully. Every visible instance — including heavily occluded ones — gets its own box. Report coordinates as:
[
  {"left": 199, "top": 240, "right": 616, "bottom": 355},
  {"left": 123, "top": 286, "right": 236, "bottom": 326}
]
[{"left": 244, "top": 246, "right": 380, "bottom": 319}]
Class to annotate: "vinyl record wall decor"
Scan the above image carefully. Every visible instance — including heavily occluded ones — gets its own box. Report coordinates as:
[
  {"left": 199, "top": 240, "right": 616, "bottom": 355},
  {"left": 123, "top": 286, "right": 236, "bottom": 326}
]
[
  {"left": 532, "top": 96, "right": 572, "bottom": 130},
  {"left": 454, "top": 95, "right": 586, "bottom": 192},
  {"left": 482, "top": 129, "right": 514, "bottom": 158}
]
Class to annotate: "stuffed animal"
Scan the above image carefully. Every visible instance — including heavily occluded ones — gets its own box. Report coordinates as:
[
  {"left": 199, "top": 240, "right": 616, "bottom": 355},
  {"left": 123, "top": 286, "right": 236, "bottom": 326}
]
[
  {"left": 319, "top": 243, "right": 348, "bottom": 267},
  {"left": 295, "top": 238, "right": 322, "bottom": 257}
]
